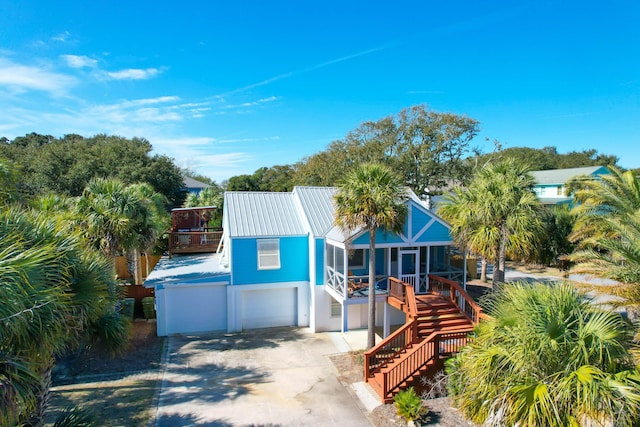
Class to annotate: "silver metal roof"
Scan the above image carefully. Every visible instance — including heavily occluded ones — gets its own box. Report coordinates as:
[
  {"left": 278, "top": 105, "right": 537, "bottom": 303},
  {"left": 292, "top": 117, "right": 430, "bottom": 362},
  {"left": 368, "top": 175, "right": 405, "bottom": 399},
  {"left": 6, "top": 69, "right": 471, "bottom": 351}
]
[
  {"left": 531, "top": 166, "right": 608, "bottom": 186},
  {"left": 224, "top": 191, "right": 307, "bottom": 237},
  {"left": 293, "top": 186, "right": 337, "bottom": 237}
]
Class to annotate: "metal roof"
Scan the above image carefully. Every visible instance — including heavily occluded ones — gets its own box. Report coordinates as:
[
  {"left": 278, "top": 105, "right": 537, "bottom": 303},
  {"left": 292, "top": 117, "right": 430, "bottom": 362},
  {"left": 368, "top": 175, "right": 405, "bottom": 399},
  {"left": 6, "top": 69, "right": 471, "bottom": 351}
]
[
  {"left": 293, "top": 186, "right": 337, "bottom": 237},
  {"left": 183, "top": 176, "right": 212, "bottom": 189},
  {"left": 224, "top": 191, "right": 307, "bottom": 237},
  {"left": 531, "top": 166, "right": 608, "bottom": 186}
]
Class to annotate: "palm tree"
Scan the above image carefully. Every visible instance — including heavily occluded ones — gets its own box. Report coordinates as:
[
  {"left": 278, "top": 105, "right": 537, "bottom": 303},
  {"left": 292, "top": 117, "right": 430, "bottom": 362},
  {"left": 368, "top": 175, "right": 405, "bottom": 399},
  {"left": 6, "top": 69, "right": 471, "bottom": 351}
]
[
  {"left": 75, "top": 178, "right": 168, "bottom": 283},
  {"left": 569, "top": 167, "right": 640, "bottom": 291},
  {"left": 439, "top": 158, "right": 542, "bottom": 285},
  {"left": 334, "top": 163, "right": 407, "bottom": 348},
  {"left": 0, "top": 207, "right": 128, "bottom": 426},
  {"left": 439, "top": 185, "right": 494, "bottom": 282},
  {"left": 448, "top": 282, "right": 640, "bottom": 426}
]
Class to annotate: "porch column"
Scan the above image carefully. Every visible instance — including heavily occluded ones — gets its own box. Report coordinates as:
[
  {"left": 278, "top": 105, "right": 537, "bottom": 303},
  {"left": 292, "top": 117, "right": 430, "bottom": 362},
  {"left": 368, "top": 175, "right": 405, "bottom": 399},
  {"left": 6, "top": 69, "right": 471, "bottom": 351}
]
[
  {"left": 383, "top": 302, "right": 390, "bottom": 338},
  {"left": 341, "top": 302, "right": 348, "bottom": 333},
  {"left": 463, "top": 249, "right": 468, "bottom": 291}
]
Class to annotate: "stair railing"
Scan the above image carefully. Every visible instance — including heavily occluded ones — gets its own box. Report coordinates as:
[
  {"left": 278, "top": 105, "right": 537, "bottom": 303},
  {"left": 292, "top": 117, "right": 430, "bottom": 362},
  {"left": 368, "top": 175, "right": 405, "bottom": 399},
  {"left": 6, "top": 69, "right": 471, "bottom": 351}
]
[
  {"left": 428, "top": 274, "right": 485, "bottom": 324},
  {"left": 381, "top": 329, "right": 471, "bottom": 402},
  {"left": 365, "top": 279, "right": 419, "bottom": 379}
]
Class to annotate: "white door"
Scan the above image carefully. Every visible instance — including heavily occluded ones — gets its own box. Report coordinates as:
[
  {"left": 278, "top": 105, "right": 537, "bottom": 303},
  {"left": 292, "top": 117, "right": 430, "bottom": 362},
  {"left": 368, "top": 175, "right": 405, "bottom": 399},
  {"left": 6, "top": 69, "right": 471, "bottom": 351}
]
[
  {"left": 242, "top": 288, "right": 297, "bottom": 329},
  {"left": 399, "top": 250, "right": 421, "bottom": 293}
]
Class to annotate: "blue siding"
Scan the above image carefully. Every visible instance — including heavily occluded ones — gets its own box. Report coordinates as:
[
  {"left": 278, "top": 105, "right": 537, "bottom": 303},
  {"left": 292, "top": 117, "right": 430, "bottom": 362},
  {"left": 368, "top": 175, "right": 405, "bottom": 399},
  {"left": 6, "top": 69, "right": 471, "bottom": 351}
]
[
  {"left": 231, "top": 236, "right": 309, "bottom": 285},
  {"left": 420, "top": 221, "right": 451, "bottom": 242},
  {"left": 315, "top": 238, "right": 324, "bottom": 285},
  {"left": 411, "top": 206, "right": 432, "bottom": 237}
]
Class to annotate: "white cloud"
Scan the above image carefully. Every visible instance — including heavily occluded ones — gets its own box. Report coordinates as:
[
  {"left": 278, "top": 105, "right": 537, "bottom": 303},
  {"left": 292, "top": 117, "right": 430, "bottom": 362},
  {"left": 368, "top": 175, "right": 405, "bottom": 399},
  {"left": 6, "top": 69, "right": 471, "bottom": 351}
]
[
  {"left": 52, "top": 31, "right": 71, "bottom": 42},
  {"left": 105, "top": 68, "right": 160, "bottom": 80},
  {"left": 0, "top": 58, "right": 75, "bottom": 93},
  {"left": 61, "top": 54, "right": 98, "bottom": 68}
]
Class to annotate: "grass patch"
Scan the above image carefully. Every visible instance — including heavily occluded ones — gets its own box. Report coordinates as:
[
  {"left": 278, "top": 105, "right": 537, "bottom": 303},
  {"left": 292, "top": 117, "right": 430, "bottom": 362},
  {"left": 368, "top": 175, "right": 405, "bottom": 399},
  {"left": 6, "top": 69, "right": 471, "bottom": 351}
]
[
  {"left": 45, "top": 321, "right": 164, "bottom": 426},
  {"left": 45, "top": 376, "right": 158, "bottom": 427}
]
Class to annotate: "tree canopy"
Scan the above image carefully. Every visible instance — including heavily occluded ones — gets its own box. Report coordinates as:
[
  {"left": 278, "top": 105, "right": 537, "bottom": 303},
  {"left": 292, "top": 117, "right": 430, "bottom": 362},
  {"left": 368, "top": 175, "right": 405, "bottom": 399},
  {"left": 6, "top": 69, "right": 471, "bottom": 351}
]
[
  {"left": 0, "top": 133, "right": 187, "bottom": 208},
  {"left": 296, "top": 105, "right": 479, "bottom": 197},
  {"left": 474, "top": 145, "right": 619, "bottom": 171}
]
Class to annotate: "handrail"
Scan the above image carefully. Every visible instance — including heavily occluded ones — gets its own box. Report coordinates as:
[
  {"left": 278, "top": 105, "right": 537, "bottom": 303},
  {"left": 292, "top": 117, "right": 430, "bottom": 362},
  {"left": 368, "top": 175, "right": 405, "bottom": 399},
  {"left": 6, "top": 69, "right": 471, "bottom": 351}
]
[
  {"left": 365, "top": 279, "right": 420, "bottom": 379},
  {"left": 428, "top": 274, "right": 484, "bottom": 325},
  {"left": 364, "top": 318, "right": 416, "bottom": 379},
  {"left": 381, "top": 329, "right": 471, "bottom": 400}
]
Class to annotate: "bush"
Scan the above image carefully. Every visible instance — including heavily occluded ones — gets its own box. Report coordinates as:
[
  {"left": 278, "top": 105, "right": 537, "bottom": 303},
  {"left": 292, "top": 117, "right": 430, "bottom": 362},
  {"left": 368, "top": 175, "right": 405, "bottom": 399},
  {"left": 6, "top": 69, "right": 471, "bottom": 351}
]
[{"left": 393, "top": 387, "right": 426, "bottom": 423}]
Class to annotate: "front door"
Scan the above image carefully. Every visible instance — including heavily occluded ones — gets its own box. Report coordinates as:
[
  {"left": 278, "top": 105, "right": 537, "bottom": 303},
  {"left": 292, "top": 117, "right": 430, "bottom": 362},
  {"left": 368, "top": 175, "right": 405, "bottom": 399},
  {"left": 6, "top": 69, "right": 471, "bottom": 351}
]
[{"left": 399, "top": 249, "right": 420, "bottom": 293}]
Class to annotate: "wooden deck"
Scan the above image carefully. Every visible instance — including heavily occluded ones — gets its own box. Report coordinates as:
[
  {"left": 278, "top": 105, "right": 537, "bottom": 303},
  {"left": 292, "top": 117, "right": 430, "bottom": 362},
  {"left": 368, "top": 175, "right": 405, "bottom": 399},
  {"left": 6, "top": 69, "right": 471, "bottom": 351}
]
[{"left": 168, "top": 229, "right": 223, "bottom": 255}]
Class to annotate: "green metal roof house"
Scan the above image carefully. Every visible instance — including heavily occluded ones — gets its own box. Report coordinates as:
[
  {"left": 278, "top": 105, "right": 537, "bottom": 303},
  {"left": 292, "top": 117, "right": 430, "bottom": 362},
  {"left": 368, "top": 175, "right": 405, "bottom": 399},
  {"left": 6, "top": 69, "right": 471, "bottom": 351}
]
[{"left": 531, "top": 165, "right": 610, "bottom": 206}]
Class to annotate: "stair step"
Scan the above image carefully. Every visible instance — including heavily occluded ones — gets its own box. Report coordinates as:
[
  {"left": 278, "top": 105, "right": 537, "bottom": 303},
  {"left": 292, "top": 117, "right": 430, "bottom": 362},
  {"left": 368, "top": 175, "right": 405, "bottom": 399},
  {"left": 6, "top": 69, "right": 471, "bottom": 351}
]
[{"left": 417, "top": 313, "right": 466, "bottom": 321}]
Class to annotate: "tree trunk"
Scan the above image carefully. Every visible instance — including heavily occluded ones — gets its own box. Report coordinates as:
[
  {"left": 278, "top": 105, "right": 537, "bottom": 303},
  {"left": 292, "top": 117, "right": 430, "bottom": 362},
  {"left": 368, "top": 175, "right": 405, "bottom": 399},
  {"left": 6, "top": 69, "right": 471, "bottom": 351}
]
[
  {"left": 24, "top": 355, "right": 54, "bottom": 427},
  {"left": 368, "top": 228, "right": 377, "bottom": 349},
  {"left": 133, "top": 248, "right": 143, "bottom": 285},
  {"left": 494, "top": 224, "right": 509, "bottom": 285},
  {"left": 480, "top": 259, "right": 487, "bottom": 283}
]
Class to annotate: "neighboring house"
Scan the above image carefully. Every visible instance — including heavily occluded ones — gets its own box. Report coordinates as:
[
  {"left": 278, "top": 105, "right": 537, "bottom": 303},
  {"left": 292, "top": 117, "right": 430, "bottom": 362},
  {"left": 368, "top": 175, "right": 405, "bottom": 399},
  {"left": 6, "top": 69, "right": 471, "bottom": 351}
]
[
  {"left": 531, "top": 166, "right": 610, "bottom": 207},
  {"left": 145, "top": 186, "right": 461, "bottom": 336},
  {"left": 184, "top": 176, "right": 211, "bottom": 195}
]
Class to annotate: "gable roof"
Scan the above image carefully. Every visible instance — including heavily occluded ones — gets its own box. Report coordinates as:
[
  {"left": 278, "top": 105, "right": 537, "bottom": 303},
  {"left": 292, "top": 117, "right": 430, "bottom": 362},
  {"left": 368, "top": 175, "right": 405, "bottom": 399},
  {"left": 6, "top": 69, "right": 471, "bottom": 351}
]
[
  {"left": 223, "top": 186, "right": 452, "bottom": 245},
  {"left": 183, "top": 176, "right": 212, "bottom": 190},
  {"left": 224, "top": 192, "right": 307, "bottom": 237},
  {"left": 530, "top": 166, "right": 609, "bottom": 186},
  {"left": 293, "top": 186, "right": 337, "bottom": 237}
]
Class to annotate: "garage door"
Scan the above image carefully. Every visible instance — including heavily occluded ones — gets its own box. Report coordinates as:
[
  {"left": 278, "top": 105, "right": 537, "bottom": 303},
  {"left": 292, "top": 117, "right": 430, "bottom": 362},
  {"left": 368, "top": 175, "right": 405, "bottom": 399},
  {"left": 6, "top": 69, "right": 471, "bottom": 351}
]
[
  {"left": 163, "top": 284, "right": 227, "bottom": 334},
  {"left": 242, "top": 287, "right": 297, "bottom": 329}
]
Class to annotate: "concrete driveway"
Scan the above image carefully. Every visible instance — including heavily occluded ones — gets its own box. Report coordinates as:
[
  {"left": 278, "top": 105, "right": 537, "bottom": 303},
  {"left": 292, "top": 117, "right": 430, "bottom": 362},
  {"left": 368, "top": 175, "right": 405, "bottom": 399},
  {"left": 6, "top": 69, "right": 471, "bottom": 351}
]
[{"left": 154, "top": 327, "right": 372, "bottom": 426}]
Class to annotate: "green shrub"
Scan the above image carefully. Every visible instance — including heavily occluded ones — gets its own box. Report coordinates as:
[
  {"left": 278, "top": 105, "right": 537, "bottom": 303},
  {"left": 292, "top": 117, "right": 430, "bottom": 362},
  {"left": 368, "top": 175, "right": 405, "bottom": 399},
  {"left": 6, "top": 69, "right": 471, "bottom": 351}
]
[{"left": 393, "top": 387, "right": 426, "bottom": 422}]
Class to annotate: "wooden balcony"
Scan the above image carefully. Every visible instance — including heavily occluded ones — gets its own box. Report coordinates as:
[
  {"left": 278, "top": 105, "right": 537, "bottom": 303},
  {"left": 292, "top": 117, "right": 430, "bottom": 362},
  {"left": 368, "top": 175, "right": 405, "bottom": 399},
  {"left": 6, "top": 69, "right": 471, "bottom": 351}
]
[{"left": 168, "top": 228, "right": 223, "bottom": 255}]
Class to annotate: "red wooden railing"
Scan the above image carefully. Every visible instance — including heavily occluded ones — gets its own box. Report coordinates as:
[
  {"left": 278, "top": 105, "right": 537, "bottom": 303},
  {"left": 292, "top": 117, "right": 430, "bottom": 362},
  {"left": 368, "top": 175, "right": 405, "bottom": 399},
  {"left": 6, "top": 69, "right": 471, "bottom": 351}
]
[
  {"left": 381, "top": 329, "right": 471, "bottom": 400},
  {"left": 427, "top": 274, "right": 488, "bottom": 323},
  {"left": 168, "top": 229, "right": 223, "bottom": 255},
  {"left": 365, "top": 278, "right": 419, "bottom": 378},
  {"left": 366, "top": 275, "right": 488, "bottom": 402}
]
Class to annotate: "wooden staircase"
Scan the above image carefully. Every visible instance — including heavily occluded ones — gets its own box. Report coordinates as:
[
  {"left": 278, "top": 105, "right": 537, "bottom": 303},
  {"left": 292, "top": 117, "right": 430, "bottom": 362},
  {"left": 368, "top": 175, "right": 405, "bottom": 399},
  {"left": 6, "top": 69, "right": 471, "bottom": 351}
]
[{"left": 364, "top": 275, "right": 486, "bottom": 403}]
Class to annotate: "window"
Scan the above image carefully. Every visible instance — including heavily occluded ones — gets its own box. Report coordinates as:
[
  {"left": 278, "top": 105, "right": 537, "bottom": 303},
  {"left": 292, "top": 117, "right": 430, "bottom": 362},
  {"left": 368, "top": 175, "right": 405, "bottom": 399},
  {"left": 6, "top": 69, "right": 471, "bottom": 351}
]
[
  {"left": 348, "top": 249, "right": 365, "bottom": 269},
  {"left": 257, "top": 239, "right": 280, "bottom": 270},
  {"left": 330, "top": 296, "right": 341, "bottom": 317},
  {"left": 557, "top": 186, "right": 564, "bottom": 196}
]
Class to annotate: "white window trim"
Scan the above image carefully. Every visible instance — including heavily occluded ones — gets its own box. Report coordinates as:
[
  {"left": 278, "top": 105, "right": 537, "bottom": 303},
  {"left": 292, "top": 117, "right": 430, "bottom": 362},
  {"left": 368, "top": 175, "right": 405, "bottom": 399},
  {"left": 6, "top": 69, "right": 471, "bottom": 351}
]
[{"left": 257, "top": 239, "right": 280, "bottom": 270}]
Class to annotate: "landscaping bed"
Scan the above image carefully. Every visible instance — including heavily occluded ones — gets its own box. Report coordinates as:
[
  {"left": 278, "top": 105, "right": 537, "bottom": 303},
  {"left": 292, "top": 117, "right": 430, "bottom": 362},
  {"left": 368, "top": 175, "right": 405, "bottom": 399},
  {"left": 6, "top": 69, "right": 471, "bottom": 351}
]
[{"left": 329, "top": 351, "right": 475, "bottom": 426}]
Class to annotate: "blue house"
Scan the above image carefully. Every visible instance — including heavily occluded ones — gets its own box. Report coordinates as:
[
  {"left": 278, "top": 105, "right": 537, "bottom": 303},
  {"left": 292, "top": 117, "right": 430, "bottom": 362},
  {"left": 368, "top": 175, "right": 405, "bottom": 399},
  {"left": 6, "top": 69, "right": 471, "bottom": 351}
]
[{"left": 146, "top": 186, "right": 461, "bottom": 336}]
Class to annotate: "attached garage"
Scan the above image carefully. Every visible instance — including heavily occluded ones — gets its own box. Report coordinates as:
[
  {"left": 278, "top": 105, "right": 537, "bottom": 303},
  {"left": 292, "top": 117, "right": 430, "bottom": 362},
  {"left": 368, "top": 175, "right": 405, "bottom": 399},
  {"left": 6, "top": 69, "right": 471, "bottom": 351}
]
[
  {"left": 241, "top": 287, "right": 297, "bottom": 329},
  {"left": 144, "top": 253, "right": 231, "bottom": 337},
  {"left": 156, "top": 282, "right": 227, "bottom": 335}
]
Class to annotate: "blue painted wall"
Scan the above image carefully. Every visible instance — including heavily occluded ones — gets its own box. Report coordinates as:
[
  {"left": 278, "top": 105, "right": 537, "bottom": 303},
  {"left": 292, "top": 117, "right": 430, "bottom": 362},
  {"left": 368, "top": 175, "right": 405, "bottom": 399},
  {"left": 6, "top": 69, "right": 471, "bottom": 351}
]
[
  {"left": 315, "top": 238, "right": 324, "bottom": 285},
  {"left": 231, "top": 236, "right": 309, "bottom": 285}
]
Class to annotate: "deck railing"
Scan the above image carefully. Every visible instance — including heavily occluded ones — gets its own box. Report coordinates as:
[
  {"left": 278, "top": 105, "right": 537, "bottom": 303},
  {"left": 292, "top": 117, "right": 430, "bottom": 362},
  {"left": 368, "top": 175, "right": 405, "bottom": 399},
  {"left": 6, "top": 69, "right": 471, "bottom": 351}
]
[
  {"left": 168, "top": 229, "right": 223, "bottom": 255},
  {"left": 427, "top": 274, "right": 487, "bottom": 323}
]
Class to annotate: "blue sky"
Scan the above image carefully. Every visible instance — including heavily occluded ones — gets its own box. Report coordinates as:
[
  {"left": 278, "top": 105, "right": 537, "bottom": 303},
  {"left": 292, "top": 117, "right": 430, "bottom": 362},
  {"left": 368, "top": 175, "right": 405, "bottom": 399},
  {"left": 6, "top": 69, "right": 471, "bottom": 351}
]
[{"left": 1, "top": 1, "right": 638, "bottom": 183}]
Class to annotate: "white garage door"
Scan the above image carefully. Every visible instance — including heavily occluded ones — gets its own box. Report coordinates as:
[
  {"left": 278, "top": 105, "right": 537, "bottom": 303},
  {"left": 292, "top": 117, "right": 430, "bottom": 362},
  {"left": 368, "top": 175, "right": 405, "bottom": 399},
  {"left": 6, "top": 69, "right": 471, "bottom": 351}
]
[
  {"left": 163, "top": 284, "right": 227, "bottom": 334},
  {"left": 242, "top": 287, "right": 297, "bottom": 329}
]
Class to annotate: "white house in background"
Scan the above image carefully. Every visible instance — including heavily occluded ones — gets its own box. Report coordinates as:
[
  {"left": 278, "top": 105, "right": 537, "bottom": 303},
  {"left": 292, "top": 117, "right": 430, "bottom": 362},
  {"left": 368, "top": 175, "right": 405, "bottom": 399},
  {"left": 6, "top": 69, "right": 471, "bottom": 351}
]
[
  {"left": 531, "top": 165, "right": 610, "bottom": 207},
  {"left": 145, "top": 186, "right": 461, "bottom": 337}
]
